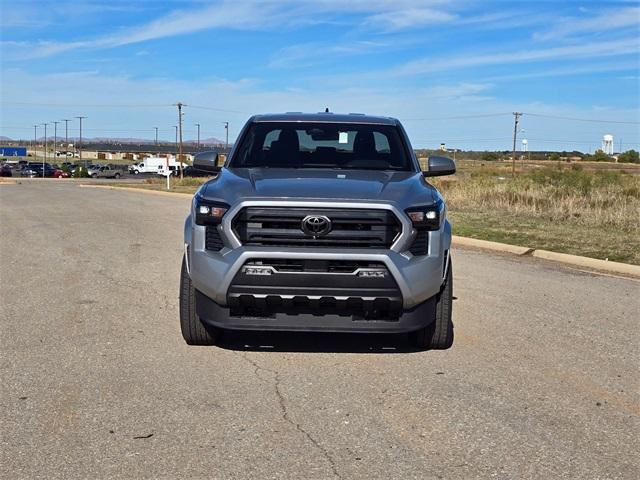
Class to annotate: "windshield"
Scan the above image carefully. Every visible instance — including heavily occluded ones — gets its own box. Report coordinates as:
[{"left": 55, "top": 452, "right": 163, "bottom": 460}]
[{"left": 231, "top": 122, "right": 413, "bottom": 171}]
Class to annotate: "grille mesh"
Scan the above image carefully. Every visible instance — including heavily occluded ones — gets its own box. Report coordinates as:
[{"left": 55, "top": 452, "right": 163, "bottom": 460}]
[
  {"left": 205, "top": 226, "right": 224, "bottom": 251},
  {"left": 232, "top": 207, "right": 401, "bottom": 249}
]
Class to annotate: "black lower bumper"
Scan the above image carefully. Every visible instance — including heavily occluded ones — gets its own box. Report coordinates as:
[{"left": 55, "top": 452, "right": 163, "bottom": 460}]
[{"left": 195, "top": 290, "right": 437, "bottom": 334}]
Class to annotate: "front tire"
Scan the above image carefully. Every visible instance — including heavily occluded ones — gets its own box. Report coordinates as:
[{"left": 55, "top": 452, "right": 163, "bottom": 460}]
[
  {"left": 114, "top": 173, "right": 121, "bottom": 179},
  {"left": 409, "top": 260, "right": 454, "bottom": 350},
  {"left": 179, "top": 256, "right": 220, "bottom": 346}
]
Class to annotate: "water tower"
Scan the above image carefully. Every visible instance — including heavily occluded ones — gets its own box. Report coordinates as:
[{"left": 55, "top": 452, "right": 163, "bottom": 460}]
[
  {"left": 522, "top": 139, "right": 528, "bottom": 152},
  {"left": 602, "top": 134, "right": 614, "bottom": 155}
]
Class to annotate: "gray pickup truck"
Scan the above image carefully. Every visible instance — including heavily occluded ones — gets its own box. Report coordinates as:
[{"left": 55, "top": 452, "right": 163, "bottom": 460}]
[
  {"left": 89, "top": 165, "right": 122, "bottom": 179},
  {"left": 180, "top": 113, "right": 456, "bottom": 349}
]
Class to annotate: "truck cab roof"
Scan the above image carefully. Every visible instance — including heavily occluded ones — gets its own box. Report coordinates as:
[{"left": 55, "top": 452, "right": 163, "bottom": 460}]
[{"left": 250, "top": 112, "right": 400, "bottom": 126}]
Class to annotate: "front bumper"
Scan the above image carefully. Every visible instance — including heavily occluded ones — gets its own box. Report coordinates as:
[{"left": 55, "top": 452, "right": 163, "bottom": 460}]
[{"left": 195, "top": 289, "right": 437, "bottom": 333}]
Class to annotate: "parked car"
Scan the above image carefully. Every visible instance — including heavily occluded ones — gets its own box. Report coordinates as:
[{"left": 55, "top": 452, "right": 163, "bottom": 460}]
[
  {"left": 93, "top": 165, "right": 122, "bottom": 179},
  {"left": 53, "top": 169, "right": 70, "bottom": 178},
  {"left": 179, "top": 112, "right": 456, "bottom": 350},
  {"left": 86, "top": 165, "right": 102, "bottom": 177},
  {"left": 0, "top": 164, "right": 12, "bottom": 177},
  {"left": 20, "top": 164, "right": 56, "bottom": 178}
]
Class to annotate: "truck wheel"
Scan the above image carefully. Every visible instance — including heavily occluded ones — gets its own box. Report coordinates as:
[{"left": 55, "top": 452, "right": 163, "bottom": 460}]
[
  {"left": 179, "top": 256, "right": 220, "bottom": 346},
  {"left": 409, "top": 259, "right": 453, "bottom": 350},
  {"left": 114, "top": 173, "right": 121, "bottom": 179},
  {"left": 91, "top": 173, "right": 97, "bottom": 178}
]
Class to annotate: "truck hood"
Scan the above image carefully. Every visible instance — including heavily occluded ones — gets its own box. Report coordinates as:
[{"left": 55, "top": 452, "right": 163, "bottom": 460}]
[{"left": 200, "top": 168, "right": 438, "bottom": 207}]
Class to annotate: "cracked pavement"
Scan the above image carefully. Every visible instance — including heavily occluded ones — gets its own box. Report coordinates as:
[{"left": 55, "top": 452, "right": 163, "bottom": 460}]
[{"left": 1, "top": 181, "right": 639, "bottom": 479}]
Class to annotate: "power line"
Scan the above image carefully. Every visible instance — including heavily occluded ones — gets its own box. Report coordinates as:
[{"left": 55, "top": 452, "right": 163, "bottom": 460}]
[
  {"left": 1, "top": 101, "right": 170, "bottom": 108},
  {"left": 188, "top": 104, "right": 249, "bottom": 114},
  {"left": 523, "top": 112, "right": 640, "bottom": 125},
  {"left": 402, "top": 112, "right": 512, "bottom": 121}
]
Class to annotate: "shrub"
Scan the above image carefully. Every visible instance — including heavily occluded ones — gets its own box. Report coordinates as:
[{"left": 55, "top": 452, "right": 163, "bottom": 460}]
[
  {"left": 481, "top": 152, "right": 500, "bottom": 162},
  {"left": 618, "top": 150, "right": 639, "bottom": 164},
  {"left": 73, "top": 166, "right": 89, "bottom": 178}
]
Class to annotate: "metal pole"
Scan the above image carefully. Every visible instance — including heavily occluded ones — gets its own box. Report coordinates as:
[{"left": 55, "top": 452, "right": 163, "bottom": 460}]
[
  {"left": 154, "top": 127, "right": 158, "bottom": 149},
  {"left": 195, "top": 123, "right": 200, "bottom": 150},
  {"left": 512, "top": 112, "right": 521, "bottom": 176},
  {"left": 76, "top": 116, "right": 87, "bottom": 166},
  {"left": 62, "top": 119, "right": 70, "bottom": 156},
  {"left": 41, "top": 123, "right": 48, "bottom": 178},
  {"left": 53, "top": 121, "right": 58, "bottom": 162},
  {"left": 177, "top": 102, "right": 184, "bottom": 180},
  {"left": 33, "top": 125, "right": 38, "bottom": 159},
  {"left": 223, "top": 122, "right": 229, "bottom": 149}
]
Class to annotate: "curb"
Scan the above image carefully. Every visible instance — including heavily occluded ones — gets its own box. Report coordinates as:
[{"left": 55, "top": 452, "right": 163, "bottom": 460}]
[
  {"left": 78, "top": 184, "right": 640, "bottom": 279},
  {"left": 452, "top": 236, "right": 533, "bottom": 255},
  {"left": 531, "top": 250, "right": 640, "bottom": 278},
  {"left": 453, "top": 235, "right": 639, "bottom": 278},
  {"left": 78, "top": 184, "right": 193, "bottom": 199}
]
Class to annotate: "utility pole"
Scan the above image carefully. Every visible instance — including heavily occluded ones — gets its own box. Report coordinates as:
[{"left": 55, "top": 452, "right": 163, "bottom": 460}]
[
  {"left": 154, "top": 127, "right": 158, "bottom": 149},
  {"left": 512, "top": 112, "right": 522, "bottom": 176},
  {"left": 52, "top": 121, "right": 59, "bottom": 161},
  {"left": 33, "top": 125, "right": 38, "bottom": 159},
  {"left": 41, "top": 123, "right": 48, "bottom": 178},
  {"left": 176, "top": 102, "right": 184, "bottom": 179},
  {"left": 195, "top": 123, "right": 200, "bottom": 150},
  {"left": 223, "top": 121, "right": 229, "bottom": 149},
  {"left": 62, "top": 119, "right": 71, "bottom": 155},
  {"left": 76, "top": 116, "right": 87, "bottom": 166}
]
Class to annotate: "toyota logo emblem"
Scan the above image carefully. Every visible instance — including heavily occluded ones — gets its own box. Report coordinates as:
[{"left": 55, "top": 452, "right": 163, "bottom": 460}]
[{"left": 301, "top": 215, "right": 332, "bottom": 237}]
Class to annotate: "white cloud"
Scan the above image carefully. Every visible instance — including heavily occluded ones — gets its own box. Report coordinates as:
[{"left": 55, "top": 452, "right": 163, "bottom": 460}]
[
  {"left": 394, "top": 38, "right": 640, "bottom": 76},
  {"left": 533, "top": 6, "right": 640, "bottom": 41},
  {"left": 1, "top": 0, "right": 459, "bottom": 59},
  {"left": 364, "top": 8, "right": 456, "bottom": 31}
]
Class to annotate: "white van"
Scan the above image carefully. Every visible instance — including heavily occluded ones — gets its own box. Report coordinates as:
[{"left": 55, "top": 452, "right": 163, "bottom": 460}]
[{"left": 129, "top": 157, "right": 178, "bottom": 174}]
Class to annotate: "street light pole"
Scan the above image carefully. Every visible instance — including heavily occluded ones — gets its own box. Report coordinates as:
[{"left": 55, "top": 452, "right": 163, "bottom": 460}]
[
  {"left": 62, "top": 119, "right": 71, "bottom": 155},
  {"left": 52, "top": 121, "right": 59, "bottom": 161},
  {"left": 176, "top": 102, "right": 184, "bottom": 180},
  {"left": 33, "top": 125, "right": 38, "bottom": 159},
  {"left": 154, "top": 127, "right": 158, "bottom": 149},
  {"left": 195, "top": 123, "right": 200, "bottom": 150},
  {"left": 223, "top": 121, "right": 229, "bottom": 149},
  {"left": 41, "top": 123, "right": 48, "bottom": 178},
  {"left": 76, "top": 116, "right": 87, "bottom": 166}
]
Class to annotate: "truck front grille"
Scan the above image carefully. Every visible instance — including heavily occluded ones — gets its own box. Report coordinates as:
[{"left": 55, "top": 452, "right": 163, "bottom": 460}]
[{"left": 232, "top": 207, "right": 401, "bottom": 249}]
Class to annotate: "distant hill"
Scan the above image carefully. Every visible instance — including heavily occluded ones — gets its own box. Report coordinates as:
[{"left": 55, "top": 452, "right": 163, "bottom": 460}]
[{"left": 0, "top": 136, "right": 225, "bottom": 145}]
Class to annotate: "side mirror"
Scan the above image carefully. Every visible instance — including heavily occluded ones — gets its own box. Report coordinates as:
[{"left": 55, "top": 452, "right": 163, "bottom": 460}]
[
  {"left": 193, "top": 152, "right": 223, "bottom": 173},
  {"left": 422, "top": 156, "right": 456, "bottom": 177}
]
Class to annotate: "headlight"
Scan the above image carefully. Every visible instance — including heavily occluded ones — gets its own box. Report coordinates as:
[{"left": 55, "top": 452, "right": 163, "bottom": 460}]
[
  {"left": 194, "top": 195, "right": 229, "bottom": 226},
  {"left": 405, "top": 200, "right": 444, "bottom": 231}
]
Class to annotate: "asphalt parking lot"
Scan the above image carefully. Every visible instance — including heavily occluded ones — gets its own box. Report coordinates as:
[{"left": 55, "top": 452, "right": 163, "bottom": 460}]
[{"left": 1, "top": 181, "right": 638, "bottom": 479}]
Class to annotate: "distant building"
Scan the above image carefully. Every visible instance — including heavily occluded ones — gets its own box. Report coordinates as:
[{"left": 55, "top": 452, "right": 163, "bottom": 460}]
[{"left": 0, "top": 147, "right": 27, "bottom": 157}]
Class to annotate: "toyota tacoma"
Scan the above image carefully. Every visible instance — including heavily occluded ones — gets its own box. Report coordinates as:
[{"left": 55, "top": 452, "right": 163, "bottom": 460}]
[{"left": 180, "top": 113, "right": 456, "bottom": 349}]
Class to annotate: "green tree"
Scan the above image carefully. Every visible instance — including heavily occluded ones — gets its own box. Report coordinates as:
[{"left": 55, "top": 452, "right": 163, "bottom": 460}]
[
  {"left": 591, "top": 149, "right": 612, "bottom": 162},
  {"left": 549, "top": 153, "right": 561, "bottom": 162},
  {"left": 617, "top": 149, "right": 639, "bottom": 164}
]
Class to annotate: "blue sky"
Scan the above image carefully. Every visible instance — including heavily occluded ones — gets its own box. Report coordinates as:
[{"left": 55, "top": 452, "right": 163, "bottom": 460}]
[{"left": 1, "top": 0, "right": 639, "bottom": 151}]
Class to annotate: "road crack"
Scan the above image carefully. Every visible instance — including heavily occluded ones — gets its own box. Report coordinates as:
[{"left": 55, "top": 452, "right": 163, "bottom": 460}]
[{"left": 236, "top": 352, "right": 342, "bottom": 479}]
